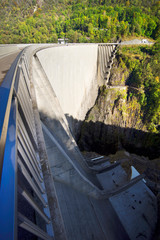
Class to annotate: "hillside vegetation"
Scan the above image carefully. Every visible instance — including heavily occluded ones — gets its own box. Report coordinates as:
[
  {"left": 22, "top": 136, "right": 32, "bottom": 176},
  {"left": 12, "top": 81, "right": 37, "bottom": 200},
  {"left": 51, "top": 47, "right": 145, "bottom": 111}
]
[
  {"left": 78, "top": 43, "right": 160, "bottom": 158},
  {"left": 116, "top": 42, "right": 160, "bottom": 133},
  {"left": 0, "top": 0, "right": 160, "bottom": 43}
]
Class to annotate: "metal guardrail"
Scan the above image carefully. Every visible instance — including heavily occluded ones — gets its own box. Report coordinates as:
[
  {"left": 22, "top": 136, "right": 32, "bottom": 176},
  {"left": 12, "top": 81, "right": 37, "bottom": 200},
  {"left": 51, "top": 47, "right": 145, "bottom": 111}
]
[{"left": 0, "top": 48, "right": 54, "bottom": 239}]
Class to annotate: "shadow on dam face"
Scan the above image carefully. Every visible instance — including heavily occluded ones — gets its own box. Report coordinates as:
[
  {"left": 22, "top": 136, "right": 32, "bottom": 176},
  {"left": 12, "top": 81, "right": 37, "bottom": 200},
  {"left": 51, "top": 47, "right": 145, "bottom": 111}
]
[
  {"left": 33, "top": 44, "right": 159, "bottom": 160},
  {"left": 65, "top": 114, "right": 160, "bottom": 160},
  {"left": 38, "top": 104, "right": 158, "bottom": 240},
  {"left": 40, "top": 108, "right": 160, "bottom": 160}
]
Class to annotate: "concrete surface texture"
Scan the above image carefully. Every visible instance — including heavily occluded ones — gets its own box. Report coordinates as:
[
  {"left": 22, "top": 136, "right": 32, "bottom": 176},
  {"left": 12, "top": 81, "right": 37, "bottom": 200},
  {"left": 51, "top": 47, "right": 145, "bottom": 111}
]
[
  {"left": 30, "top": 44, "right": 157, "bottom": 240},
  {"left": 36, "top": 44, "right": 99, "bottom": 121},
  {"left": 110, "top": 181, "right": 157, "bottom": 240},
  {"left": 32, "top": 54, "right": 102, "bottom": 198},
  {"left": 54, "top": 180, "right": 130, "bottom": 240},
  {"left": 96, "top": 164, "right": 128, "bottom": 191}
]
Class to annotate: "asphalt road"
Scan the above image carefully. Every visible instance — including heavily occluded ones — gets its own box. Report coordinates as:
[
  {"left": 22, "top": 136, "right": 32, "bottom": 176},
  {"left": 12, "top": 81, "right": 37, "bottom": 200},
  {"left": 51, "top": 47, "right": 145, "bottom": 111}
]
[
  {"left": 120, "top": 39, "right": 154, "bottom": 45},
  {"left": 0, "top": 51, "right": 20, "bottom": 86}
]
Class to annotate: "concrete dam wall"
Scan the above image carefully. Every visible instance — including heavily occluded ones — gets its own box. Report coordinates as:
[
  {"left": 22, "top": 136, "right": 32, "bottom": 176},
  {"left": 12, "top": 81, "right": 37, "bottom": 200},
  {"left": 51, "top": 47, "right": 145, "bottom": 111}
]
[
  {"left": 36, "top": 44, "right": 99, "bottom": 122},
  {"left": 31, "top": 44, "right": 157, "bottom": 240},
  {"left": 32, "top": 44, "right": 103, "bottom": 199}
]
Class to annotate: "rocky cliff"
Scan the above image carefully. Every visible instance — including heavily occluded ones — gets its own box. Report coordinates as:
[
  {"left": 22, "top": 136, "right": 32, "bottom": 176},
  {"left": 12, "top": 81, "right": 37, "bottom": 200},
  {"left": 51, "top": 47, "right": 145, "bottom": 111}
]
[{"left": 78, "top": 46, "right": 160, "bottom": 159}]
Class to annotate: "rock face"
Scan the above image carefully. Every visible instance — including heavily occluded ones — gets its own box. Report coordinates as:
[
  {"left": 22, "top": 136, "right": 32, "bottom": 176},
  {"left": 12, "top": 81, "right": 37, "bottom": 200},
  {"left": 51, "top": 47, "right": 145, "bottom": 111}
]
[
  {"left": 78, "top": 59, "right": 160, "bottom": 159},
  {"left": 89, "top": 86, "right": 143, "bottom": 129},
  {"left": 109, "top": 57, "right": 129, "bottom": 86}
]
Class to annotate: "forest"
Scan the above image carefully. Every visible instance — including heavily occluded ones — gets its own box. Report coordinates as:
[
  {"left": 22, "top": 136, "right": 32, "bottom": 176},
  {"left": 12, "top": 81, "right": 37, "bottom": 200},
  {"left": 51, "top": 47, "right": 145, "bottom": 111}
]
[
  {"left": 114, "top": 42, "right": 160, "bottom": 133},
  {"left": 0, "top": 0, "right": 160, "bottom": 43},
  {"left": 0, "top": 0, "right": 159, "bottom": 134}
]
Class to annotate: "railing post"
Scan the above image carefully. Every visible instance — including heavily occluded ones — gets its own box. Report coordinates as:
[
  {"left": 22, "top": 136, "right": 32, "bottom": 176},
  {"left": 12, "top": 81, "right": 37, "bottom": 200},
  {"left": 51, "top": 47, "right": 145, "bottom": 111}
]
[{"left": 0, "top": 98, "right": 18, "bottom": 240}]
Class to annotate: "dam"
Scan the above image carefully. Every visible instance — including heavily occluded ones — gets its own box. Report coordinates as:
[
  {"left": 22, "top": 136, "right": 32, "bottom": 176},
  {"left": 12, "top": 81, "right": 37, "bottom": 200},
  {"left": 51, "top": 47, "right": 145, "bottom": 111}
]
[{"left": 0, "top": 43, "right": 157, "bottom": 240}]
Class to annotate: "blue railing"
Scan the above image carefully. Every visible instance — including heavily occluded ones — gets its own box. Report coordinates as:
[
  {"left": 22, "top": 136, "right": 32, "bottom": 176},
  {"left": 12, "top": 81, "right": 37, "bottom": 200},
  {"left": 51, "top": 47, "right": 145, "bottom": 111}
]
[{"left": 0, "top": 48, "right": 54, "bottom": 240}]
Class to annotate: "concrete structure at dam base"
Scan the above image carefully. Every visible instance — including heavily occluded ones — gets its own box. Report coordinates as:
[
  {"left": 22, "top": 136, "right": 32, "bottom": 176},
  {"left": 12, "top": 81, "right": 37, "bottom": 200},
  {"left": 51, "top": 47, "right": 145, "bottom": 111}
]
[{"left": 0, "top": 43, "right": 158, "bottom": 240}]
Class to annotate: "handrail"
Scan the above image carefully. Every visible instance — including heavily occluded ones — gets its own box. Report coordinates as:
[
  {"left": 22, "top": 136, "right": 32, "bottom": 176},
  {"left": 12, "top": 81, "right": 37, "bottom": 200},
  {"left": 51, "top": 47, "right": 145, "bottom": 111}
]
[
  {"left": 0, "top": 46, "right": 54, "bottom": 239},
  {"left": 0, "top": 97, "right": 18, "bottom": 239},
  {"left": 0, "top": 50, "right": 25, "bottom": 184}
]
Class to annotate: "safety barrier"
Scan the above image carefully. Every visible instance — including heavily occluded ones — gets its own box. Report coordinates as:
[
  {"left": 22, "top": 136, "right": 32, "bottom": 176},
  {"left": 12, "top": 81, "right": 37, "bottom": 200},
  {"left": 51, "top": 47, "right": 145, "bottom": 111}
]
[{"left": 0, "top": 48, "right": 54, "bottom": 240}]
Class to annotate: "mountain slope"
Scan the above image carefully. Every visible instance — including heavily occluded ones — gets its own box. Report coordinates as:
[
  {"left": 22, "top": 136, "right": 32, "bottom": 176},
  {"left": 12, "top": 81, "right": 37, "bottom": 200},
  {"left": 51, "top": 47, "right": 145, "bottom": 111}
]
[{"left": 0, "top": 0, "right": 159, "bottom": 43}]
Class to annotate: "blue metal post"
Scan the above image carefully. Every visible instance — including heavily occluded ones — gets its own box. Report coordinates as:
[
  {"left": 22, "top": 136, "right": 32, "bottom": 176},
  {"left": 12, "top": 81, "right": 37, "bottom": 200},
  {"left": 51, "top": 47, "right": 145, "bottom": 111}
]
[{"left": 0, "top": 99, "right": 17, "bottom": 240}]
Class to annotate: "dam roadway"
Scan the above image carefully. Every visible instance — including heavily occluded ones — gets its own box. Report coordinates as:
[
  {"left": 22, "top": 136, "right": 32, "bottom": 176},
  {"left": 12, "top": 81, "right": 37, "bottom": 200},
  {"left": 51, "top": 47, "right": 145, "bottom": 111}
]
[
  {"left": 0, "top": 44, "right": 157, "bottom": 240},
  {"left": 0, "top": 46, "right": 21, "bottom": 85}
]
